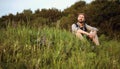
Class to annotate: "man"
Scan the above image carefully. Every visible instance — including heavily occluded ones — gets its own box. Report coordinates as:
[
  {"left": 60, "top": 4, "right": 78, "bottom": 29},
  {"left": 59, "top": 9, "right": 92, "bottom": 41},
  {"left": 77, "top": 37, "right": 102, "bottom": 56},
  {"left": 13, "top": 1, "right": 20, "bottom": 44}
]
[{"left": 71, "top": 13, "right": 100, "bottom": 45}]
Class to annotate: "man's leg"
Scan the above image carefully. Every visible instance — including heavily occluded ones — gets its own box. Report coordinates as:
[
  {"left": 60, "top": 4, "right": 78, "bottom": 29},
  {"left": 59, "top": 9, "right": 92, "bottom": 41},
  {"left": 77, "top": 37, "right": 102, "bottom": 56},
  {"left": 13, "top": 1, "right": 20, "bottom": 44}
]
[
  {"left": 93, "top": 34, "right": 100, "bottom": 45},
  {"left": 75, "top": 32, "right": 84, "bottom": 40},
  {"left": 90, "top": 31, "right": 100, "bottom": 46}
]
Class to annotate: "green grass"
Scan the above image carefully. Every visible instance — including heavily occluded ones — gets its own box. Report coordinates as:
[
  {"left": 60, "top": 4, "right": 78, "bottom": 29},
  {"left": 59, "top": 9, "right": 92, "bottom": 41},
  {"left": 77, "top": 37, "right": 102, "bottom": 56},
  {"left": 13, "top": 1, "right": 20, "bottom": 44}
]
[{"left": 0, "top": 25, "right": 120, "bottom": 69}]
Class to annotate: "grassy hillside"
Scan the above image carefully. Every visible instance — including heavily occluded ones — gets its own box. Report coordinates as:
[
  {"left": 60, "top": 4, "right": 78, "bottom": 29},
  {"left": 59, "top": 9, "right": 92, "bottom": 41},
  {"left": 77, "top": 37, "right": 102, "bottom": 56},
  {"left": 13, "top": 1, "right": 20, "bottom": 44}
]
[{"left": 0, "top": 26, "right": 120, "bottom": 69}]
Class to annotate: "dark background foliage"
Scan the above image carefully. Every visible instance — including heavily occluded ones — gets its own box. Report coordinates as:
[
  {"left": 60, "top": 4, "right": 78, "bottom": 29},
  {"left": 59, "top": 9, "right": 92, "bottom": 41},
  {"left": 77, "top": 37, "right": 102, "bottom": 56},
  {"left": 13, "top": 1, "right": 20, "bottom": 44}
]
[{"left": 0, "top": 0, "right": 120, "bottom": 40}]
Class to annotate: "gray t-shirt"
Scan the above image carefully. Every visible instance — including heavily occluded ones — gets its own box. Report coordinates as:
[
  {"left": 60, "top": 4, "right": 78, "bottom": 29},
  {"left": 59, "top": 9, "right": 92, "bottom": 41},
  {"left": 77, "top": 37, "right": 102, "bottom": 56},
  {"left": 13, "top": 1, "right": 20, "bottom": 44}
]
[{"left": 71, "top": 22, "right": 98, "bottom": 33}]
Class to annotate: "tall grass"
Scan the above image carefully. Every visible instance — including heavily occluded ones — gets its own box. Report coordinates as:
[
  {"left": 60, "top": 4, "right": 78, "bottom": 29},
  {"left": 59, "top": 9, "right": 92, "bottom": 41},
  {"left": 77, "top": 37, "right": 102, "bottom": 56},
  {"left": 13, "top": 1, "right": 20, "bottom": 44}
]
[{"left": 0, "top": 25, "right": 120, "bottom": 69}]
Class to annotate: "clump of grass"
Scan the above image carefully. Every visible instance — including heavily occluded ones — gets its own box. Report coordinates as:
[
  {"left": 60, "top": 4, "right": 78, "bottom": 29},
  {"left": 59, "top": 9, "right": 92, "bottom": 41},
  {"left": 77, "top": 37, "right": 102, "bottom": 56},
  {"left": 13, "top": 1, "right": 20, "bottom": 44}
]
[{"left": 0, "top": 25, "right": 120, "bottom": 69}]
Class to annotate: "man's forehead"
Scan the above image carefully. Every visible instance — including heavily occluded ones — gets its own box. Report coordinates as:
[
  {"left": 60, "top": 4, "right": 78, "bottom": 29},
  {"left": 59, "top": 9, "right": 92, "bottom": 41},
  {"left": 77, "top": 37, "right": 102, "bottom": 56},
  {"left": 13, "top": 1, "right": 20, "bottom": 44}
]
[{"left": 78, "top": 14, "right": 84, "bottom": 17}]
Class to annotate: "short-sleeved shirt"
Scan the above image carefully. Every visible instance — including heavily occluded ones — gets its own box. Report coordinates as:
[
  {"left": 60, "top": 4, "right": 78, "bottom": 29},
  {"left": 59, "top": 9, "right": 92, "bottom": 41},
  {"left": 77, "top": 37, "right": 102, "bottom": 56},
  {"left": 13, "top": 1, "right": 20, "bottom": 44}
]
[{"left": 71, "top": 22, "right": 98, "bottom": 34}]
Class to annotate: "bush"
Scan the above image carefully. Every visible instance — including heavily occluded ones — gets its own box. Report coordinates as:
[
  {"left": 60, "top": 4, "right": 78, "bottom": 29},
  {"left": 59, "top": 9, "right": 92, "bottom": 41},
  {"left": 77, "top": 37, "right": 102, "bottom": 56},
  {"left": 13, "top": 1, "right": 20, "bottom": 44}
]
[{"left": 0, "top": 25, "right": 120, "bottom": 69}]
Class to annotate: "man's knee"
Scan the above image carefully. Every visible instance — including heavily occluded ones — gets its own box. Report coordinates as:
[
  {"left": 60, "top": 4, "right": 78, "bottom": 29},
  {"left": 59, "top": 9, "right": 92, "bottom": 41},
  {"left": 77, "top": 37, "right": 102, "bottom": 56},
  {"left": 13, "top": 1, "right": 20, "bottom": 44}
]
[{"left": 75, "top": 32, "right": 83, "bottom": 40}]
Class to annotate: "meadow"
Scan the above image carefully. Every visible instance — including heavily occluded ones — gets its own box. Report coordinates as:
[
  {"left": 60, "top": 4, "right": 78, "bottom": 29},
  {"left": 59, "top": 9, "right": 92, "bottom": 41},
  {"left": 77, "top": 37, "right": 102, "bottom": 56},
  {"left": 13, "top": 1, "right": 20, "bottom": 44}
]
[{"left": 0, "top": 25, "right": 120, "bottom": 69}]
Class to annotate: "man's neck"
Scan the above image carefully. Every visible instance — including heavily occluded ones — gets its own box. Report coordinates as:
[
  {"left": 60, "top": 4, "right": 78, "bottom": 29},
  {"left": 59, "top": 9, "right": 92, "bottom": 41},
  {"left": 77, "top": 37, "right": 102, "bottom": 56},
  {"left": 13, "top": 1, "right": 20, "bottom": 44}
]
[{"left": 78, "top": 22, "right": 84, "bottom": 27}]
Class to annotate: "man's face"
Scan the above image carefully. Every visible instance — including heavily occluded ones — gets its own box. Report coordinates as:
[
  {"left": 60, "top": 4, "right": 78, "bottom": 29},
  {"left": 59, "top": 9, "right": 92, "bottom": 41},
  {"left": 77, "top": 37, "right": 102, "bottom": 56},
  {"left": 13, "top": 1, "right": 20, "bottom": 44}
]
[{"left": 77, "top": 14, "right": 85, "bottom": 23}]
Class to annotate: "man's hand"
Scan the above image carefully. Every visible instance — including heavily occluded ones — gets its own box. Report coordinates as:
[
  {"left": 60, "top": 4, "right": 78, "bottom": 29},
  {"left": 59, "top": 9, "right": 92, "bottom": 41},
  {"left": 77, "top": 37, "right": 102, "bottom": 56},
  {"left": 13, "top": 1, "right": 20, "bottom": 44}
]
[
  {"left": 88, "top": 33, "right": 94, "bottom": 39},
  {"left": 88, "top": 31, "right": 96, "bottom": 39}
]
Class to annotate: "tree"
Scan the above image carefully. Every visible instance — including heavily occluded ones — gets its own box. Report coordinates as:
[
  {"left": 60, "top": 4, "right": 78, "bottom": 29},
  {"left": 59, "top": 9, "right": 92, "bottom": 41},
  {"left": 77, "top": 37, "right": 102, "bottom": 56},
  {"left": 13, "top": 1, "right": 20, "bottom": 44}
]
[{"left": 23, "top": 9, "right": 33, "bottom": 24}]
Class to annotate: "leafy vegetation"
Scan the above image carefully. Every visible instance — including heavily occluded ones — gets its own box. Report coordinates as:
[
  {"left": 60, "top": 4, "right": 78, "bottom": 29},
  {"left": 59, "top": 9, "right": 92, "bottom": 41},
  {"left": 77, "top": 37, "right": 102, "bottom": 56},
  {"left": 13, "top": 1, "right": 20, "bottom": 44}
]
[
  {"left": 0, "top": 1, "right": 120, "bottom": 40},
  {"left": 0, "top": 25, "right": 120, "bottom": 69},
  {"left": 0, "top": 0, "right": 120, "bottom": 69},
  {"left": 1, "top": 1, "right": 120, "bottom": 40}
]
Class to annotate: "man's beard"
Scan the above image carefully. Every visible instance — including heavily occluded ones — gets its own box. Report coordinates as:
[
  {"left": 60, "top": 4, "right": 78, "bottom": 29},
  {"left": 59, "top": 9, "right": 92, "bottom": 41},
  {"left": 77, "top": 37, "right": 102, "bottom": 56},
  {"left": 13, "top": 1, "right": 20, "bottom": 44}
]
[{"left": 78, "top": 20, "right": 85, "bottom": 23}]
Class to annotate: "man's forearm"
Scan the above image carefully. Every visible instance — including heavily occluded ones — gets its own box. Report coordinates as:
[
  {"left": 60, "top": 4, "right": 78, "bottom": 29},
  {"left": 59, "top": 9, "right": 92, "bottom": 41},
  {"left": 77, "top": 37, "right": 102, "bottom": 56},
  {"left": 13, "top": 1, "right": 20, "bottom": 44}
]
[{"left": 77, "top": 29, "right": 89, "bottom": 36}]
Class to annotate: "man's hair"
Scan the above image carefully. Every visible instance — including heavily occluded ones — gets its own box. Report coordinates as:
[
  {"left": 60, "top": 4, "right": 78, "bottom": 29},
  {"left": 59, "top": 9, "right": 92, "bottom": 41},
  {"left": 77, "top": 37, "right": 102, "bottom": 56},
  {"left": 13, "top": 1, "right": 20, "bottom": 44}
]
[{"left": 78, "top": 13, "right": 86, "bottom": 18}]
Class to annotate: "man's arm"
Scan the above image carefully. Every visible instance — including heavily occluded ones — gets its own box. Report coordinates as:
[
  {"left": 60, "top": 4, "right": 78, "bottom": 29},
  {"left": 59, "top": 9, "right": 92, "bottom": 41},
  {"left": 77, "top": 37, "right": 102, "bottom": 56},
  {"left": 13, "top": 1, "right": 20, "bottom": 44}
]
[
  {"left": 85, "top": 24, "right": 98, "bottom": 32},
  {"left": 71, "top": 24, "right": 79, "bottom": 33},
  {"left": 76, "top": 29, "right": 89, "bottom": 36},
  {"left": 72, "top": 23, "right": 90, "bottom": 36},
  {"left": 72, "top": 23, "right": 95, "bottom": 38}
]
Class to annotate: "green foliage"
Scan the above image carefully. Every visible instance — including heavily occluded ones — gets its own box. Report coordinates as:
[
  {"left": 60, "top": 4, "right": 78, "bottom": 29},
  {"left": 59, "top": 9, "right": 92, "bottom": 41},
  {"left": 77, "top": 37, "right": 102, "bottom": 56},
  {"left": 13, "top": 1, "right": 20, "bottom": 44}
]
[
  {"left": 64, "top": 1, "right": 86, "bottom": 14},
  {"left": 59, "top": 14, "right": 77, "bottom": 30},
  {"left": 33, "top": 8, "right": 63, "bottom": 24},
  {"left": 0, "top": 1, "right": 120, "bottom": 40},
  {"left": 31, "top": 17, "right": 49, "bottom": 27},
  {"left": 0, "top": 25, "right": 120, "bottom": 69},
  {"left": 0, "top": 8, "right": 63, "bottom": 29}
]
